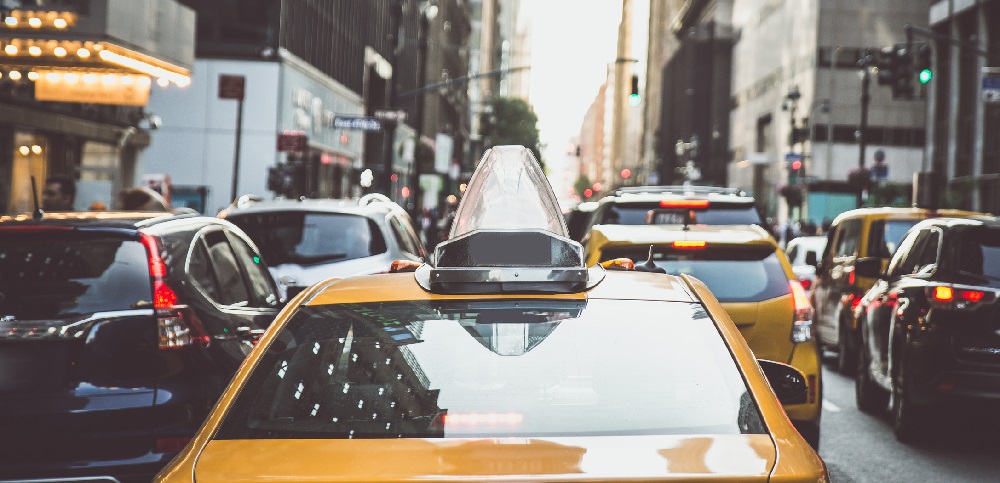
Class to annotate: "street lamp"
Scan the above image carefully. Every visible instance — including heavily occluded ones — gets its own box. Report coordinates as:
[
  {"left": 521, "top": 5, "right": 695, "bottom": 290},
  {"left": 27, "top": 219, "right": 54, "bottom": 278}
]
[{"left": 409, "top": 0, "right": 438, "bottom": 213}]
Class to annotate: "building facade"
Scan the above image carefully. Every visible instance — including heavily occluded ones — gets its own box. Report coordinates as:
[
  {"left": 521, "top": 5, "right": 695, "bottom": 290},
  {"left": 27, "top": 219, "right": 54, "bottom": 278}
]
[
  {"left": 927, "top": 0, "right": 1000, "bottom": 212},
  {"left": 729, "top": 0, "right": 931, "bottom": 223},
  {"left": 1, "top": 0, "right": 195, "bottom": 213}
]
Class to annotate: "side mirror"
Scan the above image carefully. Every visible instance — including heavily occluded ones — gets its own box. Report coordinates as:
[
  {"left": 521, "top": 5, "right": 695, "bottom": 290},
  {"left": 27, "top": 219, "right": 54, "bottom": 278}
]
[
  {"left": 854, "top": 257, "right": 883, "bottom": 279},
  {"left": 804, "top": 250, "right": 818, "bottom": 268},
  {"left": 759, "top": 360, "right": 808, "bottom": 405}
]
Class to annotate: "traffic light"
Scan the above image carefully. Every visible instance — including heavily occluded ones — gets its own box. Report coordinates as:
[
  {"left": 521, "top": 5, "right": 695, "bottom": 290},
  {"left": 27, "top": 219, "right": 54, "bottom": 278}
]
[
  {"left": 915, "top": 43, "right": 932, "bottom": 88},
  {"left": 788, "top": 157, "right": 804, "bottom": 184},
  {"left": 628, "top": 74, "right": 640, "bottom": 106},
  {"left": 875, "top": 45, "right": 914, "bottom": 99}
]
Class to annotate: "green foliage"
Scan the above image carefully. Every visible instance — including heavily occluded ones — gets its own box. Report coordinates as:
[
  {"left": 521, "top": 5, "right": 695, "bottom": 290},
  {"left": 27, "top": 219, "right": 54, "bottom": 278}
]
[
  {"left": 481, "top": 97, "right": 544, "bottom": 171},
  {"left": 573, "top": 174, "right": 592, "bottom": 199}
]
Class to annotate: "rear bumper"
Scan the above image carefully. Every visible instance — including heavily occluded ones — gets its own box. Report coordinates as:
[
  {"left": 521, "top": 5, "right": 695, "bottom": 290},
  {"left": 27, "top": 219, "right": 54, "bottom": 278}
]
[{"left": 905, "top": 333, "right": 1000, "bottom": 405}]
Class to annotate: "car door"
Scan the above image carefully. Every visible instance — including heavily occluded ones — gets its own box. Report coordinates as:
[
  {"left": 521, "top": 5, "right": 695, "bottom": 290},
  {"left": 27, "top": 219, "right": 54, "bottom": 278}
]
[
  {"left": 225, "top": 229, "right": 281, "bottom": 331},
  {"left": 815, "top": 219, "right": 861, "bottom": 343}
]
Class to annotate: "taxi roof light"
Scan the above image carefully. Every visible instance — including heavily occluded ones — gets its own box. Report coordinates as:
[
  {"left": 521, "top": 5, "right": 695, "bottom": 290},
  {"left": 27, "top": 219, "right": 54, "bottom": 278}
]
[{"left": 418, "top": 146, "right": 602, "bottom": 295}]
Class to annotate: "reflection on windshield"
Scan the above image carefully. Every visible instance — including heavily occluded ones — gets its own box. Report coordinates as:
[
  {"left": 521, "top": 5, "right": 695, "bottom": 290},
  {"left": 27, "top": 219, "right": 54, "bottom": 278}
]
[{"left": 215, "top": 299, "right": 763, "bottom": 440}]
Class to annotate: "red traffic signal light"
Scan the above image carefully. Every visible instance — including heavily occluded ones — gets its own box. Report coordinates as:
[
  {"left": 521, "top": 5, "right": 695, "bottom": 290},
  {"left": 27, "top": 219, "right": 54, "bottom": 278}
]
[
  {"left": 620, "top": 168, "right": 631, "bottom": 179},
  {"left": 583, "top": 188, "right": 593, "bottom": 198},
  {"left": 791, "top": 160, "right": 802, "bottom": 171}
]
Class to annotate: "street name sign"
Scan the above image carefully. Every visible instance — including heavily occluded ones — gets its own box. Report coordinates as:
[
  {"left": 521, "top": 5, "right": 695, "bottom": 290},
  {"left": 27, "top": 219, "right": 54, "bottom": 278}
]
[{"left": 334, "top": 116, "right": 382, "bottom": 132}]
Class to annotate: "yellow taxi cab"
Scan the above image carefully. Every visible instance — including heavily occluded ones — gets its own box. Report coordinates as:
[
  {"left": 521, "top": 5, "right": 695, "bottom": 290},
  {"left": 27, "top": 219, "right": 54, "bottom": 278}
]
[
  {"left": 155, "top": 146, "right": 827, "bottom": 482},
  {"left": 585, "top": 223, "right": 823, "bottom": 448}
]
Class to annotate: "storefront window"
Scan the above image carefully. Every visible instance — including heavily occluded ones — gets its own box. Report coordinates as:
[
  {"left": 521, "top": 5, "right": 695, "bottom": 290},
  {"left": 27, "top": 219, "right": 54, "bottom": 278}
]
[
  {"left": 7, "top": 132, "right": 49, "bottom": 214},
  {"left": 77, "top": 141, "right": 116, "bottom": 210}
]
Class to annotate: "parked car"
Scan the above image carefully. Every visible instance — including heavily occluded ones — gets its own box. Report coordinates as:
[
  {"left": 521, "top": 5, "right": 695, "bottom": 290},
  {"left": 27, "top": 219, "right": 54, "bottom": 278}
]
[
  {"left": 585, "top": 223, "right": 823, "bottom": 449},
  {"left": 0, "top": 210, "right": 281, "bottom": 482},
  {"left": 853, "top": 216, "right": 1000, "bottom": 441},
  {"left": 154, "top": 145, "right": 827, "bottom": 483},
  {"left": 811, "top": 207, "right": 985, "bottom": 375},
  {"left": 219, "top": 194, "right": 425, "bottom": 298},
  {"left": 785, "top": 235, "right": 827, "bottom": 292}
]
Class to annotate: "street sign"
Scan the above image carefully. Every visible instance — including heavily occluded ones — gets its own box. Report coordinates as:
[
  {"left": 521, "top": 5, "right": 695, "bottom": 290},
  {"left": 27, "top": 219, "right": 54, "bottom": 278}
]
[
  {"left": 218, "top": 74, "right": 245, "bottom": 100},
  {"left": 784, "top": 152, "right": 802, "bottom": 162},
  {"left": 983, "top": 68, "right": 1000, "bottom": 103},
  {"left": 333, "top": 116, "right": 382, "bottom": 131},
  {"left": 373, "top": 109, "right": 408, "bottom": 123},
  {"left": 277, "top": 131, "right": 307, "bottom": 152}
]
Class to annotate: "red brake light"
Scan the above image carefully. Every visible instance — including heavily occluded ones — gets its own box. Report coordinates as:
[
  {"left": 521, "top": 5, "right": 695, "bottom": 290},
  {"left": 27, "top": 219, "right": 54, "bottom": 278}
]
[
  {"left": 959, "top": 290, "right": 984, "bottom": 302},
  {"left": 141, "top": 233, "right": 168, "bottom": 278},
  {"left": 848, "top": 269, "right": 856, "bottom": 285},
  {"left": 153, "top": 282, "right": 178, "bottom": 309},
  {"left": 933, "top": 286, "right": 954, "bottom": 302},
  {"left": 850, "top": 294, "right": 862, "bottom": 310},
  {"left": 672, "top": 241, "right": 707, "bottom": 249},
  {"left": 790, "top": 280, "right": 810, "bottom": 311},
  {"left": 799, "top": 278, "right": 812, "bottom": 291},
  {"left": 660, "top": 200, "right": 710, "bottom": 209}
]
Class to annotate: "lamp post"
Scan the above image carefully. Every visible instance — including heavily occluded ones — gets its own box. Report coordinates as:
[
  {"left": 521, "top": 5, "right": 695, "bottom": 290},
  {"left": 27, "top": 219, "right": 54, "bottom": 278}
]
[
  {"left": 856, "top": 50, "right": 876, "bottom": 207},
  {"left": 782, "top": 85, "right": 802, "bottom": 221},
  {"left": 409, "top": 0, "right": 438, "bottom": 214},
  {"left": 381, "top": 0, "right": 404, "bottom": 199}
]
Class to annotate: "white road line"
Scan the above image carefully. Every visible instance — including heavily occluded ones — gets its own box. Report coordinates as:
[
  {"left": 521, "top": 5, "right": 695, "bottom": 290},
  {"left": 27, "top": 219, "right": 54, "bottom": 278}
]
[{"left": 822, "top": 399, "right": 841, "bottom": 412}]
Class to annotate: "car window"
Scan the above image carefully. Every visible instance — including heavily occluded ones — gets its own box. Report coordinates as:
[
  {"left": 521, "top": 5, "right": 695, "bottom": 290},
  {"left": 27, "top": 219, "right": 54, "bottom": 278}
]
[
  {"left": 891, "top": 230, "right": 930, "bottom": 277},
  {"left": 215, "top": 299, "right": 764, "bottom": 440},
  {"left": 189, "top": 238, "right": 221, "bottom": 301},
  {"left": 834, "top": 219, "right": 861, "bottom": 257},
  {"left": 600, "top": 202, "right": 761, "bottom": 226},
  {"left": 600, "top": 247, "right": 790, "bottom": 303},
  {"left": 227, "top": 212, "right": 388, "bottom": 266},
  {"left": 868, "top": 219, "right": 920, "bottom": 258},
  {"left": 787, "top": 244, "right": 799, "bottom": 265},
  {"left": 227, "top": 232, "right": 279, "bottom": 308},
  {"left": 913, "top": 230, "right": 940, "bottom": 274},
  {"left": 953, "top": 227, "right": 1000, "bottom": 283},
  {"left": 0, "top": 232, "right": 151, "bottom": 319},
  {"left": 204, "top": 230, "right": 251, "bottom": 307}
]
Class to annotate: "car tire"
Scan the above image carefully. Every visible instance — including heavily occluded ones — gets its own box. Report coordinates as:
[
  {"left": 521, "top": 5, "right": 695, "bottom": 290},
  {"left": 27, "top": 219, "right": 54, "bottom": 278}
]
[
  {"left": 836, "top": 315, "right": 857, "bottom": 376},
  {"left": 892, "top": 357, "right": 927, "bottom": 443},
  {"left": 794, "top": 420, "right": 821, "bottom": 451},
  {"left": 855, "top": 341, "right": 889, "bottom": 413}
]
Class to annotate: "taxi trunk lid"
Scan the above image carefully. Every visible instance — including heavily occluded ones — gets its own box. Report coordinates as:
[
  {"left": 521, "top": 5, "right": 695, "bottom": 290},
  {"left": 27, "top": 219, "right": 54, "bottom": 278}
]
[
  {"left": 194, "top": 435, "right": 776, "bottom": 481},
  {"left": 723, "top": 295, "right": 795, "bottom": 363}
]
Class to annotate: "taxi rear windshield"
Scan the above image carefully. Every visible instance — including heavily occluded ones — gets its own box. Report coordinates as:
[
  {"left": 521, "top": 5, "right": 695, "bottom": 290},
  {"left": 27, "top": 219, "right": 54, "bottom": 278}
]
[
  {"left": 601, "top": 247, "right": 789, "bottom": 303},
  {"left": 215, "top": 300, "right": 764, "bottom": 440},
  {"left": 600, "top": 202, "right": 762, "bottom": 226},
  {"left": 226, "top": 211, "right": 387, "bottom": 266}
]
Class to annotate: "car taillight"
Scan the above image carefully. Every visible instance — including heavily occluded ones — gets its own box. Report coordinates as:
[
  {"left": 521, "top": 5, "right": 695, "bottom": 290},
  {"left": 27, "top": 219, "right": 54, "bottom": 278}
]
[
  {"left": 659, "top": 200, "right": 710, "bottom": 209},
  {"left": 799, "top": 278, "right": 812, "bottom": 291},
  {"left": 141, "top": 233, "right": 210, "bottom": 350},
  {"left": 789, "top": 280, "right": 814, "bottom": 343},
  {"left": 843, "top": 292, "right": 863, "bottom": 311},
  {"left": 926, "top": 284, "right": 995, "bottom": 310},
  {"left": 672, "top": 241, "right": 707, "bottom": 249}
]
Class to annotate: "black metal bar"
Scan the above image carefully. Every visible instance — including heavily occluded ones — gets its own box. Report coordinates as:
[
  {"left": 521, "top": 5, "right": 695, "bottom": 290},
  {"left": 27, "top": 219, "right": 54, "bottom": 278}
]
[
  {"left": 230, "top": 97, "right": 244, "bottom": 204},
  {"left": 397, "top": 66, "right": 531, "bottom": 99},
  {"left": 905, "top": 23, "right": 988, "bottom": 57}
]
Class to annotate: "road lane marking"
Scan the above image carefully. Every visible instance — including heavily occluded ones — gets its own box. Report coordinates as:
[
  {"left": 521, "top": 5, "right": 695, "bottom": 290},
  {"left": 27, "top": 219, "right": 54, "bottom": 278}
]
[{"left": 822, "top": 399, "right": 841, "bottom": 412}]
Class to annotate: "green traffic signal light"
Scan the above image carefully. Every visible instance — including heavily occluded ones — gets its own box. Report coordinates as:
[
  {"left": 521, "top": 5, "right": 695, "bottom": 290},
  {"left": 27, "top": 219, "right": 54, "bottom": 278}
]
[
  {"left": 628, "top": 93, "right": 641, "bottom": 106},
  {"left": 919, "top": 68, "right": 932, "bottom": 84}
]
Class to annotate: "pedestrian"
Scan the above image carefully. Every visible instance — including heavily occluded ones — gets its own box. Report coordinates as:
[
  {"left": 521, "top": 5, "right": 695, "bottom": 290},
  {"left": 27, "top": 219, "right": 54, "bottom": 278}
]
[
  {"left": 119, "top": 186, "right": 170, "bottom": 211},
  {"left": 42, "top": 174, "right": 76, "bottom": 211}
]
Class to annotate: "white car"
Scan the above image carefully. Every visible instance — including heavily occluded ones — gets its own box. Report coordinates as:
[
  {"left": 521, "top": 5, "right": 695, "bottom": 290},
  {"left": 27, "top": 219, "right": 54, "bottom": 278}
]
[
  {"left": 220, "top": 194, "right": 425, "bottom": 298},
  {"left": 785, "top": 235, "right": 827, "bottom": 292}
]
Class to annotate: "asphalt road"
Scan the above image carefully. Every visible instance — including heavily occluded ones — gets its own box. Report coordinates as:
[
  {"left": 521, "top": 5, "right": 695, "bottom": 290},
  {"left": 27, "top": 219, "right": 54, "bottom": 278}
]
[{"left": 818, "top": 357, "right": 1000, "bottom": 482}]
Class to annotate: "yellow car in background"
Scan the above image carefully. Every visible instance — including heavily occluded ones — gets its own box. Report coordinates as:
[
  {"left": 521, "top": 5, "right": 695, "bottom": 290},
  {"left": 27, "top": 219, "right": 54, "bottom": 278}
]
[
  {"left": 155, "top": 146, "right": 826, "bottom": 482},
  {"left": 586, "top": 223, "right": 823, "bottom": 449}
]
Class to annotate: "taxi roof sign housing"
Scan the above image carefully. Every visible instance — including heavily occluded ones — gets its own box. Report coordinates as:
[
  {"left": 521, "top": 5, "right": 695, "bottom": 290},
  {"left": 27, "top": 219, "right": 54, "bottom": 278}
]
[{"left": 419, "top": 146, "right": 599, "bottom": 294}]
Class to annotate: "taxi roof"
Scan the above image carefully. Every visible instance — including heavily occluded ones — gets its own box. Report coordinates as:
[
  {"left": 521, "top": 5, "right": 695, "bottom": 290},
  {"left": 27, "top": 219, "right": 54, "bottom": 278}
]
[
  {"left": 590, "top": 223, "right": 777, "bottom": 247},
  {"left": 831, "top": 206, "right": 989, "bottom": 225},
  {"left": 306, "top": 270, "right": 698, "bottom": 306}
]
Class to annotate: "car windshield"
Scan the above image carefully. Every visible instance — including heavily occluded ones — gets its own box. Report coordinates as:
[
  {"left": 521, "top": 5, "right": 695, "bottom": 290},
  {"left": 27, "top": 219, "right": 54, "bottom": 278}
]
[
  {"left": 227, "top": 211, "right": 387, "bottom": 266},
  {"left": 215, "top": 299, "right": 763, "bottom": 440},
  {"left": 0, "top": 232, "right": 152, "bottom": 319},
  {"left": 601, "top": 202, "right": 762, "bottom": 226},
  {"left": 601, "top": 247, "right": 789, "bottom": 303}
]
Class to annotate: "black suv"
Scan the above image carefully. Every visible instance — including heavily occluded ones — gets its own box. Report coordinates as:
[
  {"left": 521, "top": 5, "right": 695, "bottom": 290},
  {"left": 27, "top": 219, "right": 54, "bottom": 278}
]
[
  {"left": 0, "top": 211, "right": 281, "bottom": 481},
  {"left": 854, "top": 217, "right": 1000, "bottom": 441}
]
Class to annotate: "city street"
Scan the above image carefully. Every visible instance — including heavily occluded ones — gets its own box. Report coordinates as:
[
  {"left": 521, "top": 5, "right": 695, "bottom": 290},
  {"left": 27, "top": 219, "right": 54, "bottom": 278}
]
[{"left": 819, "top": 356, "right": 1000, "bottom": 482}]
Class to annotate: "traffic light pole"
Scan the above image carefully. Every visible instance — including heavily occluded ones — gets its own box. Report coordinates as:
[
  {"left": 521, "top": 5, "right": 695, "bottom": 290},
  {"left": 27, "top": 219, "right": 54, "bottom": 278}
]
[{"left": 857, "top": 66, "right": 871, "bottom": 207}]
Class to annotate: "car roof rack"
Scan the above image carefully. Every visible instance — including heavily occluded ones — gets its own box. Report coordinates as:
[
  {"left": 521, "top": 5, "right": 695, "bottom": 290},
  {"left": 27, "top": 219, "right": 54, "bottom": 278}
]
[{"left": 614, "top": 185, "right": 747, "bottom": 197}]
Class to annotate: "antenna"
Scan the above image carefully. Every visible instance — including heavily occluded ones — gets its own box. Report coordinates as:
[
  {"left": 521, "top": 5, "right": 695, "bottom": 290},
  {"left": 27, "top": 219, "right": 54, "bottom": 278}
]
[
  {"left": 635, "top": 246, "right": 666, "bottom": 274},
  {"left": 30, "top": 176, "right": 44, "bottom": 220}
]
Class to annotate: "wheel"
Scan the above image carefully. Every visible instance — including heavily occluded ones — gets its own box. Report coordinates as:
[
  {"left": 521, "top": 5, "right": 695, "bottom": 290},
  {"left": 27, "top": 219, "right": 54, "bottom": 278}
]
[
  {"left": 836, "top": 316, "right": 858, "bottom": 375},
  {"left": 892, "top": 358, "right": 928, "bottom": 443},
  {"left": 855, "top": 341, "right": 889, "bottom": 413},
  {"left": 794, "top": 420, "right": 821, "bottom": 451}
]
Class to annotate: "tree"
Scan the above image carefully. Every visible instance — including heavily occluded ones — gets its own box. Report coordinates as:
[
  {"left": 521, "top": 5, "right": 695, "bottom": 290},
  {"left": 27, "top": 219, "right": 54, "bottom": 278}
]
[
  {"left": 480, "top": 97, "right": 544, "bottom": 171},
  {"left": 574, "top": 174, "right": 592, "bottom": 199}
]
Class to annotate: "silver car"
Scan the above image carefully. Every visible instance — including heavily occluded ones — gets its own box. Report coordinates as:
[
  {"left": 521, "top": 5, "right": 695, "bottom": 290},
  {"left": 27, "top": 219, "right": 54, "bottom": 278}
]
[
  {"left": 219, "top": 194, "right": 425, "bottom": 297},
  {"left": 784, "top": 235, "right": 827, "bottom": 293}
]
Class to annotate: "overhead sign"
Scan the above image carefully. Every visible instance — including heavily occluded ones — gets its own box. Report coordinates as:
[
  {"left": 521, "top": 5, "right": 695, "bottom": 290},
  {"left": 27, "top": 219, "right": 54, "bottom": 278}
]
[
  {"left": 277, "top": 131, "right": 307, "bottom": 152},
  {"left": 333, "top": 116, "right": 382, "bottom": 132},
  {"left": 34, "top": 71, "right": 150, "bottom": 106},
  {"left": 218, "top": 74, "right": 245, "bottom": 100},
  {"left": 983, "top": 68, "right": 1000, "bottom": 103},
  {"left": 374, "top": 109, "right": 408, "bottom": 122}
]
